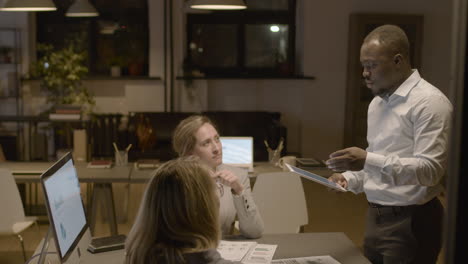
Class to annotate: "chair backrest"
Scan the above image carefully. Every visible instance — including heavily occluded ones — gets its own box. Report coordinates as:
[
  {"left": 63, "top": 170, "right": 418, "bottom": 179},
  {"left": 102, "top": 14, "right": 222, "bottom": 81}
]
[
  {"left": 0, "top": 168, "right": 26, "bottom": 234},
  {"left": 252, "top": 172, "right": 308, "bottom": 234}
]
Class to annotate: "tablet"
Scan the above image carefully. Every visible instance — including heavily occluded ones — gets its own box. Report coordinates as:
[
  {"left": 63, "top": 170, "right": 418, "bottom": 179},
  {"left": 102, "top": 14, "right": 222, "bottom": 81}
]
[{"left": 285, "top": 164, "right": 347, "bottom": 192}]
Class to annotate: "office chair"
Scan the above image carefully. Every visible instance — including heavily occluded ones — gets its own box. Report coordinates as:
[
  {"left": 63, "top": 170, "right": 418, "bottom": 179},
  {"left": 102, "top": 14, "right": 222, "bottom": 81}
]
[
  {"left": 252, "top": 171, "right": 308, "bottom": 234},
  {"left": 0, "top": 168, "right": 38, "bottom": 261}
]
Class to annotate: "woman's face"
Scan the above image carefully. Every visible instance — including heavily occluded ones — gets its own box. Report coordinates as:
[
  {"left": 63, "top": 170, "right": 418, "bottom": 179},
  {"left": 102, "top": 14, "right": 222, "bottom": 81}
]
[{"left": 192, "top": 123, "right": 223, "bottom": 169}]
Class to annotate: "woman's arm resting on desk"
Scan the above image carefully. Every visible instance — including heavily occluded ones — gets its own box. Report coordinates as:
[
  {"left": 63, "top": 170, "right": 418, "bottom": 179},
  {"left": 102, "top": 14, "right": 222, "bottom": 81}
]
[{"left": 232, "top": 170, "right": 264, "bottom": 239}]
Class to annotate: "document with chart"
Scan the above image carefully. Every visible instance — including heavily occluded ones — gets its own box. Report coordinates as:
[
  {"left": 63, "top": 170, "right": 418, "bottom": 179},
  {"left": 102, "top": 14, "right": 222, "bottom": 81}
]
[
  {"left": 286, "top": 164, "right": 347, "bottom": 192},
  {"left": 217, "top": 241, "right": 257, "bottom": 262},
  {"left": 217, "top": 240, "right": 277, "bottom": 264},
  {"left": 272, "top": 255, "right": 341, "bottom": 264}
]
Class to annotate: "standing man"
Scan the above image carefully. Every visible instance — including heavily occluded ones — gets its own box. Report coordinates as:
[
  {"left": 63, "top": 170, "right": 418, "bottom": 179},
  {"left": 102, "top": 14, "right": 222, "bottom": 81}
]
[{"left": 326, "top": 25, "right": 452, "bottom": 264}]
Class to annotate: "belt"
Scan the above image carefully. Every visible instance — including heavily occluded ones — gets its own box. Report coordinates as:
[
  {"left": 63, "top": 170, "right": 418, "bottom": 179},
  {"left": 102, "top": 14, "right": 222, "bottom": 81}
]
[
  {"left": 368, "top": 202, "right": 411, "bottom": 208},
  {"left": 368, "top": 198, "right": 436, "bottom": 217},
  {"left": 368, "top": 197, "right": 436, "bottom": 209}
]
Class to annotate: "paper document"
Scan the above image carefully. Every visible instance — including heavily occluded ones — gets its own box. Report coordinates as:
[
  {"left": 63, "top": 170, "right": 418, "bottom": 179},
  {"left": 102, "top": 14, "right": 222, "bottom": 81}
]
[
  {"left": 286, "top": 164, "right": 347, "bottom": 192},
  {"left": 272, "top": 255, "right": 341, "bottom": 264},
  {"left": 217, "top": 240, "right": 257, "bottom": 262},
  {"left": 217, "top": 240, "right": 277, "bottom": 263},
  {"left": 242, "top": 244, "right": 277, "bottom": 264}
]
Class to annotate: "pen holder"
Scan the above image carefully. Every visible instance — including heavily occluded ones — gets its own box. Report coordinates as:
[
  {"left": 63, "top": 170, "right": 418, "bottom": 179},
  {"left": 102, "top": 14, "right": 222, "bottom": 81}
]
[
  {"left": 268, "top": 148, "right": 281, "bottom": 165},
  {"left": 115, "top": 150, "right": 128, "bottom": 166}
]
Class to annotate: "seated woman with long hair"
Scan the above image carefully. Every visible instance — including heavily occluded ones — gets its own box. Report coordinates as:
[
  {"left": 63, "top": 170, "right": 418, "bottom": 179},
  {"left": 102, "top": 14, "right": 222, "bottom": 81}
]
[
  {"left": 172, "top": 115, "right": 264, "bottom": 238},
  {"left": 125, "top": 158, "right": 239, "bottom": 264}
]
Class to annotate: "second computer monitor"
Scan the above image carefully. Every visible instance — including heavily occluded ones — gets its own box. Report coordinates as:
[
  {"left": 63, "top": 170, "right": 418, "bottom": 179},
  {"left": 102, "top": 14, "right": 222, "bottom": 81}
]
[{"left": 220, "top": 136, "right": 254, "bottom": 171}]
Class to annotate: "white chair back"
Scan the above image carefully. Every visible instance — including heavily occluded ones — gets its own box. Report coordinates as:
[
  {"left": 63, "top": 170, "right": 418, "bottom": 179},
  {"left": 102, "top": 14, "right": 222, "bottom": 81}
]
[
  {"left": 252, "top": 171, "right": 308, "bottom": 234},
  {"left": 0, "top": 168, "right": 26, "bottom": 234}
]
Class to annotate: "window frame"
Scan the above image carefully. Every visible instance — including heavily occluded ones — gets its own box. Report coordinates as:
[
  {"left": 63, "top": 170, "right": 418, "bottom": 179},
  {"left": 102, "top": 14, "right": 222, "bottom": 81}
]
[{"left": 186, "top": 0, "right": 296, "bottom": 77}]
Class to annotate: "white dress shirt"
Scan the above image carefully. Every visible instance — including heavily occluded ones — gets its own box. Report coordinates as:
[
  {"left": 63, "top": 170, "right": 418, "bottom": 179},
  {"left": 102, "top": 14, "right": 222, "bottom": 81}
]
[{"left": 343, "top": 70, "right": 453, "bottom": 206}]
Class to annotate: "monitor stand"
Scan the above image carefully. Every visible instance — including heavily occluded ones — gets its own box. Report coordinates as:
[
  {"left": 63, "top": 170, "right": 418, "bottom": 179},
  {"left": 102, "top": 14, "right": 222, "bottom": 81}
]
[
  {"left": 37, "top": 225, "right": 53, "bottom": 264},
  {"left": 37, "top": 226, "right": 92, "bottom": 264}
]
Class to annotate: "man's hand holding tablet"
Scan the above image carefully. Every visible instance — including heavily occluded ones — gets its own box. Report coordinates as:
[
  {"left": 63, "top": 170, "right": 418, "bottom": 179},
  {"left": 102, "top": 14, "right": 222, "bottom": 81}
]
[
  {"left": 285, "top": 164, "right": 347, "bottom": 192},
  {"left": 327, "top": 173, "right": 348, "bottom": 191}
]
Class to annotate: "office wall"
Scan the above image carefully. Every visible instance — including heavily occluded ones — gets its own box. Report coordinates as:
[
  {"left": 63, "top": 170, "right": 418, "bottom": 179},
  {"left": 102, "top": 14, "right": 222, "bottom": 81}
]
[{"left": 0, "top": 0, "right": 455, "bottom": 159}]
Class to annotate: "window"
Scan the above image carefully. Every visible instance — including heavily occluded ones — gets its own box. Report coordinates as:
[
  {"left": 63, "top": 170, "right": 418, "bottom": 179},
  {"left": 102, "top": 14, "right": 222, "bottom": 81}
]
[
  {"left": 36, "top": 0, "right": 149, "bottom": 77},
  {"left": 186, "top": 0, "right": 296, "bottom": 77}
]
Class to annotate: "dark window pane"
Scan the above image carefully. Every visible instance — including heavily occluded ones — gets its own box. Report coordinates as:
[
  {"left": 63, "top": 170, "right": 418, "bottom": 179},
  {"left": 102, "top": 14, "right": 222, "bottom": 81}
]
[
  {"left": 190, "top": 24, "right": 238, "bottom": 68},
  {"left": 186, "top": 0, "right": 295, "bottom": 76},
  {"left": 95, "top": 19, "right": 148, "bottom": 75},
  {"left": 245, "top": 0, "right": 289, "bottom": 10},
  {"left": 245, "top": 24, "right": 289, "bottom": 68},
  {"left": 37, "top": 0, "right": 148, "bottom": 76}
]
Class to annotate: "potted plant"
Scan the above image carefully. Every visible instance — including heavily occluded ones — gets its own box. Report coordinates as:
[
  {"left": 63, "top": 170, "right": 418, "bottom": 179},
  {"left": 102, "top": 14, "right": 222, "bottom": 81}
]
[
  {"left": 108, "top": 56, "right": 126, "bottom": 77},
  {"left": 29, "top": 41, "right": 95, "bottom": 114}
]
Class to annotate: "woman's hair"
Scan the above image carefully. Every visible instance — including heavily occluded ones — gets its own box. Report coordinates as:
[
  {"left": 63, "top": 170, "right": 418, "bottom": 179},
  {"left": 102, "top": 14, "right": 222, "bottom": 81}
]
[
  {"left": 172, "top": 115, "right": 217, "bottom": 157},
  {"left": 125, "top": 157, "right": 220, "bottom": 264}
]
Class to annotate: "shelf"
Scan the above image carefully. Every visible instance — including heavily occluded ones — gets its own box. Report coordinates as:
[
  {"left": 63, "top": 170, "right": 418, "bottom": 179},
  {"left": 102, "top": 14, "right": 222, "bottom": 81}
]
[
  {"left": 23, "top": 76, "right": 162, "bottom": 81},
  {"left": 84, "top": 76, "right": 162, "bottom": 81},
  {"left": 176, "top": 75, "right": 315, "bottom": 80},
  {"left": 0, "top": 115, "right": 87, "bottom": 123}
]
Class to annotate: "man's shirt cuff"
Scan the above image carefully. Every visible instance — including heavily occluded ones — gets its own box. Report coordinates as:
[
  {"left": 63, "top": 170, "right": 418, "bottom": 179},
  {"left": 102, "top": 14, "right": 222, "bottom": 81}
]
[{"left": 364, "top": 152, "right": 385, "bottom": 172}]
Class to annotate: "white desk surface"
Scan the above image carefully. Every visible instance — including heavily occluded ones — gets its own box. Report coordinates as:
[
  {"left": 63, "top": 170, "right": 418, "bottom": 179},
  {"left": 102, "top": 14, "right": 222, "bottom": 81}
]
[
  {"left": 0, "top": 161, "right": 132, "bottom": 183},
  {"left": 33, "top": 232, "right": 369, "bottom": 264}
]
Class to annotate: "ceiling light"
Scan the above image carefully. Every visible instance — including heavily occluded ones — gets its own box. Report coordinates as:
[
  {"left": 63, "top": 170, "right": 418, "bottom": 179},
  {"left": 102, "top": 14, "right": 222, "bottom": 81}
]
[
  {"left": 190, "top": 0, "right": 247, "bottom": 10},
  {"left": 66, "top": 0, "right": 99, "bottom": 17},
  {"left": 0, "top": 0, "right": 57, "bottom": 11},
  {"left": 270, "top": 25, "right": 280, "bottom": 32}
]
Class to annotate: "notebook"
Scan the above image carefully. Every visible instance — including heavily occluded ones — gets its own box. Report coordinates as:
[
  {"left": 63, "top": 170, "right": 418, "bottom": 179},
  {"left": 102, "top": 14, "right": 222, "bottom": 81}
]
[{"left": 220, "top": 136, "right": 254, "bottom": 172}]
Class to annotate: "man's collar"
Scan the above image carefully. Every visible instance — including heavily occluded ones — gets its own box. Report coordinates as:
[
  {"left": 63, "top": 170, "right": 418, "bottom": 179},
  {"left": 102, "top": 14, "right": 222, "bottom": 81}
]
[{"left": 391, "top": 69, "right": 421, "bottom": 99}]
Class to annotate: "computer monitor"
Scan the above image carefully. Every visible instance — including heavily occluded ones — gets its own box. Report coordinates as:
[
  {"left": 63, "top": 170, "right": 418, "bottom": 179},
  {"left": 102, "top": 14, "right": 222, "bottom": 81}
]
[
  {"left": 40, "top": 152, "right": 90, "bottom": 263},
  {"left": 220, "top": 136, "right": 254, "bottom": 171}
]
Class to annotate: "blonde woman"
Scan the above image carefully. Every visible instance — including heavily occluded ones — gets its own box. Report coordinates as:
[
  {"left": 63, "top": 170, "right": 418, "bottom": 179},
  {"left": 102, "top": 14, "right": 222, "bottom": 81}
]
[
  {"left": 173, "top": 115, "right": 264, "bottom": 239},
  {"left": 125, "top": 158, "right": 238, "bottom": 264}
]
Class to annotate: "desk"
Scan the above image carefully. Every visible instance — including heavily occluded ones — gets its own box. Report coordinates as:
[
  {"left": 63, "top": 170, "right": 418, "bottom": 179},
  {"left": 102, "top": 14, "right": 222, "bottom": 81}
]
[
  {"left": 129, "top": 162, "right": 284, "bottom": 183},
  {"left": 0, "top": 161, "right": 131, "bottom": 182},
  {"left": 0, "top": 161, "right": 131, "bottom": 236},
  {"left": 254, "top": 233, "right": 370, "bottom": 263},
  {"left": 32, "top": 232, "right": 369, "bottom": 264}
]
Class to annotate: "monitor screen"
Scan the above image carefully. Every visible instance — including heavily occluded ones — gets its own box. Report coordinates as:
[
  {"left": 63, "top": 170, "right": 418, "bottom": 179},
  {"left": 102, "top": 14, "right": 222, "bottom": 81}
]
[
  {"left": 220, "top": 136, "right": 254, "bottom": 168},
  {"left": 41, "top": 152, "right": 88, "bottom": 262}
]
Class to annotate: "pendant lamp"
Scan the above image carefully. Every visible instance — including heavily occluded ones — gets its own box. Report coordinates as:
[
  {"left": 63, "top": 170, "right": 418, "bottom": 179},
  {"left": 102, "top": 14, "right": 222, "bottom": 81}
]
[
  {"left": 66, "top": 0, "right": 99, "bottom": 17},
  {"left": 0, "top": 0, "right": 57, "bottom": 11},
  {"left": 190, "top": 0, "right": 247, "bottom": 10}
]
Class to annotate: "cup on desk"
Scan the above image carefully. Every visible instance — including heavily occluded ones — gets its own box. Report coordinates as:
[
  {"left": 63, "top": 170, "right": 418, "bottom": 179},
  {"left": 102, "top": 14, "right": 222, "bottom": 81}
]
[
  {"left": 115, "top": 150, "right": 128, "bottom": 166},
  {"left": 268, "top": 148, "right": 281, "bottom": 165},
  {"left": 278, "top": 156, "right": 296, "bottom": 171}
]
